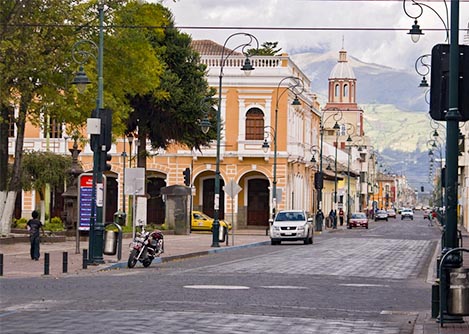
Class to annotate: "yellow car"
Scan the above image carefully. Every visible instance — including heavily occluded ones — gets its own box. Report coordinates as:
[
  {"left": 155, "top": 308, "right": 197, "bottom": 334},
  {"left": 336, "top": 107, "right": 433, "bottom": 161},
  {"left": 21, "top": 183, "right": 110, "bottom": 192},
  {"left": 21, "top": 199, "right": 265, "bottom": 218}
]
[{"left": 191, "top": 211, "right": 232, "bottom": 231}]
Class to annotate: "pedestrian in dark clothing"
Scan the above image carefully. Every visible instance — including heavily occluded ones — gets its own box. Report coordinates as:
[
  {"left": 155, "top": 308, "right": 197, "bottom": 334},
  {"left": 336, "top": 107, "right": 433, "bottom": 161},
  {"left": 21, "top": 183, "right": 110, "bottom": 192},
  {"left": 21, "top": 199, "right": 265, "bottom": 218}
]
[
  {"left": 339, "top": 208, "right": 344, "bottom": 226},
  {"left": 329, "top": 209, "right": 337, "bottom": 229},
  {"left": 27, "top": 210, "right": 44, "bottom": 261},
  {"left": 315, "top": 209, "right": 324, "bottom": 231}
]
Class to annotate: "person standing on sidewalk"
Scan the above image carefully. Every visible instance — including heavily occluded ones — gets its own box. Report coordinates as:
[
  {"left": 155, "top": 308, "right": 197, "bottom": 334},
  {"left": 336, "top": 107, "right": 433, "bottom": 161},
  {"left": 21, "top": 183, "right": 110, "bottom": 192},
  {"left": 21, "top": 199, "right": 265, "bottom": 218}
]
[
  {"left": 26, "top": 210, "right": 44, "bottom": 261},
  {"left": 338, "top": 208, "right": 344, "bottom": 226}
]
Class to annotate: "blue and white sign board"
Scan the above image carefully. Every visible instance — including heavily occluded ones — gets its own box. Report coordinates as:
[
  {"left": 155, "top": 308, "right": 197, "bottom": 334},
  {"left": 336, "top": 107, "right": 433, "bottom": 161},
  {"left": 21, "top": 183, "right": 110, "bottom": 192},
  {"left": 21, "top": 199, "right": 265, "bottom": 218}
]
[{"left": 78, "top": 173, "right": 106, "bottom": 231}]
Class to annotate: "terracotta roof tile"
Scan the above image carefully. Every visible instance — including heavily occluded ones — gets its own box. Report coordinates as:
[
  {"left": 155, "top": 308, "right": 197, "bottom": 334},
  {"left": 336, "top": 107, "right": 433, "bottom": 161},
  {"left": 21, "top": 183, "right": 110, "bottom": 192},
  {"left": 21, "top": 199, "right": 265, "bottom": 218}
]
[{"left": 191, "top": 39, "right": 242, "bottom": 56}]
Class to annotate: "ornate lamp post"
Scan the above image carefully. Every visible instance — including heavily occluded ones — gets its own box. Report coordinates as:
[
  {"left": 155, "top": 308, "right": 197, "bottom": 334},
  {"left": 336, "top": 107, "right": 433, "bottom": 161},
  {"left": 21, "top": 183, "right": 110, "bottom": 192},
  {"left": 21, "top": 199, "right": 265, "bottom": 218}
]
[
  {"left": 212, "top": 33, "right": 259, "bottom": 247},
  {"left": 404, "top": 1, "right": 462, "bottom": 325},
  {"left": 318, "top": 109, "right": 343, "bottom": 215},
  {"left": 271, "top": 76, "right": 304, "bottom": 219},
  {"left": 71, "top": 0, "right": 105, "bottom": 264}
]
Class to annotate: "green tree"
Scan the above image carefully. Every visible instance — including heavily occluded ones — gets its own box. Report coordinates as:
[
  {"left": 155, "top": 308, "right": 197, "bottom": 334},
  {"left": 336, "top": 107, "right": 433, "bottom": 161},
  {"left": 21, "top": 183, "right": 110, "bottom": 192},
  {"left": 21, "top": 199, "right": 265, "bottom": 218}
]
[
  {"left": 0, "top": 0, "right": 83, "bottom": 234},
  {"left": 246, "top": 41, "right": 282, "bottom": 56},
  {"left": 123, "top": 3, "right": 216, "bottom": 168},
  {"left": 21, "top": 151, "right": 73, "bottom": 222},
  {"left": 0, "top": 0, "right": 165, "bottom": 233}
]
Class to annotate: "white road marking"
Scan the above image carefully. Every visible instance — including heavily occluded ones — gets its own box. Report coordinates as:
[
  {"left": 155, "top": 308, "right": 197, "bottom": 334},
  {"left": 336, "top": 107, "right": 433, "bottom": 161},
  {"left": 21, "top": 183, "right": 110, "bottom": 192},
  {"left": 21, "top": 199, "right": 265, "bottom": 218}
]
[
  {"left": 184, "top": 285, "right": 250, "bottom": 290},
  {"left": 340, "top": 283, "right": 390, "bottom": 288}
]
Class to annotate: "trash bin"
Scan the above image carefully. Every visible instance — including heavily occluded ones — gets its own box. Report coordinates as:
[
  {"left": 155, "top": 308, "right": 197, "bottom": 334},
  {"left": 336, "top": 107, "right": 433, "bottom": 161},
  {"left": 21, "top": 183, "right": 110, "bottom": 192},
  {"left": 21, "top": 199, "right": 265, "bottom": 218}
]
[
  {"left": 447, "top": 267, "right": 469, "bottom": 316},
  {"left": 218, "top": 225, "right": 226, "bottom": 242},
  {"left": 114, "top": 211, "right": 126, "bottom": 226},
  {"left": 103, "top": 230, "right": 117, "bottom": 255}
]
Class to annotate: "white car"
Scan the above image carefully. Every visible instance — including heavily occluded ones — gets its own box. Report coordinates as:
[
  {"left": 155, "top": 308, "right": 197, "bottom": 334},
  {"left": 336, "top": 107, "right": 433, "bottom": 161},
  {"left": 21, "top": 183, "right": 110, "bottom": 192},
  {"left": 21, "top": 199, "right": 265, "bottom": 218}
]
[
  {"left": 269, "top": 210, "right": 313, "bottom": 245},
  {"left": 401, "top": 208, "right": 414, "bottom": 220}
]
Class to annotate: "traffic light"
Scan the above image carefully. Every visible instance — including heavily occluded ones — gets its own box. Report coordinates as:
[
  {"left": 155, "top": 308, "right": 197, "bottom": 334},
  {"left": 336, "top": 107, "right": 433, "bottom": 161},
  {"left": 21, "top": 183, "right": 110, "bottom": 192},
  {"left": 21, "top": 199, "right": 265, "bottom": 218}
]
[
  {"left": 183, "top": 167, "right": 190, "bottom": 186},
  {"left": 90, "top": 108, "right": 113, "bottom": 152},
  {"left": 430, "top": 44, "right": 469, "bottom": 121},
  {"left": 314, "top": 171, "right": 323, "bottom": 190},
  {"left": 100, "top": 153, "right": 112, "bottom": 172}
]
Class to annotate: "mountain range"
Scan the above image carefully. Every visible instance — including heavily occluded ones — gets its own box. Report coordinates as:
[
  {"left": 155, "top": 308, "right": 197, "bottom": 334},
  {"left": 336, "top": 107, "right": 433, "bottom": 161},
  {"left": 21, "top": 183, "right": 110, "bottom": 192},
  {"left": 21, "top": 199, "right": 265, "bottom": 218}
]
[{"left": 291, "top": 50, "right": 439, "bottom": 191}]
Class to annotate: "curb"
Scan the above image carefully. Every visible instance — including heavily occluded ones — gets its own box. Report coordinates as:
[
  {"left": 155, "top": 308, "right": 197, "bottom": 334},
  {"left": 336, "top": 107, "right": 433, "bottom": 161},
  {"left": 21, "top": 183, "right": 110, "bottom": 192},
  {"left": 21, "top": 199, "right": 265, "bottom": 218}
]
[{"left": 101, "top": 240, "right": 271, "bottom": 271}]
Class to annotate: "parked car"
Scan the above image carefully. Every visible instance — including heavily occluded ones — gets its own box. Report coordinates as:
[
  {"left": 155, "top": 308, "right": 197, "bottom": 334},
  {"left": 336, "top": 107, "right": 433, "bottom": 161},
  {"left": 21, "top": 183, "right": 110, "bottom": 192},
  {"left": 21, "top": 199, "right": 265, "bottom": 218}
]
[
  {"left": 387, "top": 209, "right": 396, "bottom": 218},
  {"left": 269, "top": 210, "right": 313, "bottom": 245},
  {"left": 374, "top": 210, "right": 388, "bottom": 221},
  {"left": 349, "top": 212, "right": 368, "bottom": 229},
  {"left": 191, "top": 211, "right": 232, "bottom": 231},
  {"left": 401, "top": 208, "right": 414, "bottom": 220}
]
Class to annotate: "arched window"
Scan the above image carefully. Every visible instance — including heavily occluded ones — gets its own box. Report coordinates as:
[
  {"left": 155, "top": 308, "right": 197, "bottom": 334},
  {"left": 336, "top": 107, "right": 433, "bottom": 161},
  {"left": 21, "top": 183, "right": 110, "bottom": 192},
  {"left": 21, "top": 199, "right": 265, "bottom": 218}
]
[
  {"left": 334, "top": 84, "right": 340, "bottom": 97},
  {"left": 245, "top": 108, "right": 264, "bottom": 140},
  {"left": 343, "top": 84, "right": 349, "bottom": 97}
]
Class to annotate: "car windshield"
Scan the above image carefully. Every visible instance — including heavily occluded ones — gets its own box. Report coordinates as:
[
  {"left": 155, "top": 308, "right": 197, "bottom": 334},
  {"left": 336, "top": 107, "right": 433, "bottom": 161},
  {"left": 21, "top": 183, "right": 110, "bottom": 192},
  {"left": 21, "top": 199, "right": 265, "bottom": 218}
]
[
  {"left": 352, "top": 213, "right": 366, "bottom": 219},
  {"left": 275, "top": 212, "right": 305, "bottom": 221},
  {"left": 377, "top": 210, "right": 386, "bottom": 214}
]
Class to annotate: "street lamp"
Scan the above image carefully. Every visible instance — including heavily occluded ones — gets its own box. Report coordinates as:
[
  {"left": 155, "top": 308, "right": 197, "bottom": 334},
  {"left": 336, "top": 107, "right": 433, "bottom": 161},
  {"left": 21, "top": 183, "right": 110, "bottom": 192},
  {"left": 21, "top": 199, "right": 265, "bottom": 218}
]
[
  {"left": 404, "top": 1, "right": 462, "bottom": 325},
  {"left": 318, "top": 108, "right": 343, "bottom": 217},
  {"left": 71, "top": 0, "right": 105, "bottom": 264},
  {"left": 212, "top": 33, "right": 259, "bottom": 247},
  {"left": 403, "top": 0, "right": 449, "bottom": 43},
  {"left": 269, "top": 76, "right": 304, "bottom": 219},
  {"left": 414, "top": 54, "right": 431, "bottom": 88}
]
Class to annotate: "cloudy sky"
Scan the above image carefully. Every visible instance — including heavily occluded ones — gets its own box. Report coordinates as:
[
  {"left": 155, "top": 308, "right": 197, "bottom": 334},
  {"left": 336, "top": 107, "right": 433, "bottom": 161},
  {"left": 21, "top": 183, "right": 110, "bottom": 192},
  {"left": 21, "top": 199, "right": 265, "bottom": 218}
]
[{"left": 158, "top": 0, "right": 469, "bottom": 71}]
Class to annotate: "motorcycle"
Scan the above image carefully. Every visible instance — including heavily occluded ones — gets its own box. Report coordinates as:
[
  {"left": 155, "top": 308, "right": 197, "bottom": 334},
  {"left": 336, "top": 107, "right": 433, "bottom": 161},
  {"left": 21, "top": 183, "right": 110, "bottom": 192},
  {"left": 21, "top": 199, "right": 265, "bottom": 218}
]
[{"left": 127, "top": 227, "right": 164, "bottom": 268}]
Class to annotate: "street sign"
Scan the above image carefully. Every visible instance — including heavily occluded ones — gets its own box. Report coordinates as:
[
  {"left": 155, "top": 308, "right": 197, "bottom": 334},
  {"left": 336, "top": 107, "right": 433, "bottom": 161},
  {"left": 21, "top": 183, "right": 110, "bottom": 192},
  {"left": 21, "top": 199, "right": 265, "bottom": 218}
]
[
  {"left": 124, "top": 168, "right": 145, "bottom": 195},
  {"left": 78, "top": 173, "right": 106, "bottom": 231},
  {"left": 224, "top": 179, "right": 242, "bottom": 198}
]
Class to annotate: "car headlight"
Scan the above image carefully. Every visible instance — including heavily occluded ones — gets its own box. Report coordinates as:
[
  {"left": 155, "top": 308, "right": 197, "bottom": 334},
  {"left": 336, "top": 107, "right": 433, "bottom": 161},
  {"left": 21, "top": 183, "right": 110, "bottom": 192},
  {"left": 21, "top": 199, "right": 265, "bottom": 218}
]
[
  {"left": 273, "top": 226, "right": 280, "bottom": 231},
  {"left": 297, "top": 225, "right": 305, "bottom": 231}
]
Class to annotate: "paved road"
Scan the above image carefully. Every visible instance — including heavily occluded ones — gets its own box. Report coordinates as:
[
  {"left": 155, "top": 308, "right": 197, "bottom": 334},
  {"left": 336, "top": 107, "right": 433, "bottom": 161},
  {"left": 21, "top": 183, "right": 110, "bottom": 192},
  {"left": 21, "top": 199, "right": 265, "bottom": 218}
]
[{"left": 0, "top": 214, "right": 467, "bottom": 333}]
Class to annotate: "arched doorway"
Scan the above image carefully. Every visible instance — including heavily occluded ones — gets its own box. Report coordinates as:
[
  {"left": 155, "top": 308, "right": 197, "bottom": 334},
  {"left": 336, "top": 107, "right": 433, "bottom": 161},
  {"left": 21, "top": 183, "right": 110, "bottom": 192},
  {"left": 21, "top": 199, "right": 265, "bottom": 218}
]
[
  {"left": 147, "top": 177, "right": 166, "bottom": 225},
  {"left": 105, "top": 176, "right": 118, "bottom": 223},
  {"left": 202, "top": 178, "right": 225, "bottom": 219},
  {"left": 247, "top": 179, "right": 269, "bottom": 226}
]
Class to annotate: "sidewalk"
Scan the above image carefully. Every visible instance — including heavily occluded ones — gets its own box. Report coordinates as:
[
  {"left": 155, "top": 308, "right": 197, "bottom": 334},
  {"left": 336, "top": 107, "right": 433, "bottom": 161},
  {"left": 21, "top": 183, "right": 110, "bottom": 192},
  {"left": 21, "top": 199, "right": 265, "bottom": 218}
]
[{"left": 0, "top": 229, "right": 270, "bottom": 278}]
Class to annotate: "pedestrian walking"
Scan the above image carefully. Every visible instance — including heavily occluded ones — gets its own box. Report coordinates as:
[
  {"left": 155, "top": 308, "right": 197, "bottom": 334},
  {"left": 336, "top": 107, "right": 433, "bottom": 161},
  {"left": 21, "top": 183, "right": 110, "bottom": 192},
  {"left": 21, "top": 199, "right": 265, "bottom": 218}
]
[
  {"left": 338, "top": 208, "right": 344, "bottom": 226},
  {"left": 429, "top": 210, "right": 437, "bottom": 227},
  {"left": 26, "top": 210, "right": 44, "bottom": 261},
  {"left": 329, "top": 210, "right": 337, "bottom": 229}
]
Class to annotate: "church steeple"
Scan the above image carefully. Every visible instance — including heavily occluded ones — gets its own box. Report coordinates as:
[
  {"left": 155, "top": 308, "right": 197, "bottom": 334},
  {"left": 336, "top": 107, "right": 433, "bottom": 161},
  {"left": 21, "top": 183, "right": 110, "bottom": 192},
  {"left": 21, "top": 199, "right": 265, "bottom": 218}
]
[
  {"left": 324, "top": 47, "right": 364, "bottom": 137},
  {"left": 327, "top": 48, "right": 356, "bottom": 105}
]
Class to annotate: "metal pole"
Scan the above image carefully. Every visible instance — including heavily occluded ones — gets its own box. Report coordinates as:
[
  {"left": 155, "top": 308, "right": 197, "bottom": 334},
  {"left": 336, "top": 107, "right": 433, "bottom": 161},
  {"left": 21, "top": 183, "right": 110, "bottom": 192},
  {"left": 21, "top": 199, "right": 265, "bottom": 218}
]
[
  {"left": 212, "top": 32, "right": 258, "bottom": 247},
  {"left": 273, "top": 104, "right": 278, "bottom": 219},
  {"left": 347, "top": 146, "right": 351, "bottom": 227},
  {"left": 88, "top": 0, "right": 105, "bottom": 264},
  {"left": 334, "top": 130, "right": 338, "bottom": 214},
  {"left": 440, "top": 0, "right": 462, "bottom": 324},
  {"left": 319, "top": 124, "right": 324, "bottom": 211},
  {"left": 212, "top": 69, "right": 222, "bottom": 248}
]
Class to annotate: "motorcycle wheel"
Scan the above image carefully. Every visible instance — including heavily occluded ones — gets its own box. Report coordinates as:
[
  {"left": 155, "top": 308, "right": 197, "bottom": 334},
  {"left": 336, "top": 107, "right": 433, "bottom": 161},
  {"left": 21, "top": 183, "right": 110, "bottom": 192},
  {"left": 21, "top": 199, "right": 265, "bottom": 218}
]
[
  {"left": 142, "top": 258, "right": 152, "bottom": 268},
  {"left": 127, "top": 249, "right": 139, "bottom": 268}
]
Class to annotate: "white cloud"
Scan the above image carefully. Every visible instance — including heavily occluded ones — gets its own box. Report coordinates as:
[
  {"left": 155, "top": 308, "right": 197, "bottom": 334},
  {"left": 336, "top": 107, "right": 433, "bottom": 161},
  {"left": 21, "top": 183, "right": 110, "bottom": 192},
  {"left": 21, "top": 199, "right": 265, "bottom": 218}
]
[{"left": 157, "top": 0, "right": 469, "bottom": 71}]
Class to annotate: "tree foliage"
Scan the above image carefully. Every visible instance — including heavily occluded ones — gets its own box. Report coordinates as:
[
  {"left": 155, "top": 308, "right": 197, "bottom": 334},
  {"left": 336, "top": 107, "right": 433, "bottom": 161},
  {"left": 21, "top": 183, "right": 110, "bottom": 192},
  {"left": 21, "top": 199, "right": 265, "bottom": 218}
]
[
  {"left": 246, "top": 41, "right": 282, "bottom": 56},
  {"left": 22, "top": 151, "right": 73, "bottom": 199},
  {"left": 0, "top": 0, "right": 215, "bottom": 230},
  {"left": 125, "top": 3, "right": 216, "bottom": 162}
]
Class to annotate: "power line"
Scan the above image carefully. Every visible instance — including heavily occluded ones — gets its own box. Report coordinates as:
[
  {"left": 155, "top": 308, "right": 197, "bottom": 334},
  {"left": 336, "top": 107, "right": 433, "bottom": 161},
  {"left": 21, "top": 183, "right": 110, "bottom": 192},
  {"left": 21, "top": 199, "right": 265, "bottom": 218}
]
[{"left": 5, "top": 23, "right": 457, "bottom": 32}]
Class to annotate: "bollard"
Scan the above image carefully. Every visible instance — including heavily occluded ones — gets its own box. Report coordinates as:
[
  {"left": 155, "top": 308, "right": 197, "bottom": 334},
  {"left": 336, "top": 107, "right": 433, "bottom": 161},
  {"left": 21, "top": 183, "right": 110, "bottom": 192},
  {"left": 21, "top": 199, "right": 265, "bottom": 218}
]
[
  {"left": 432, "top": 281, "right": 440, "bottom": 318},
  {"left": 82, "top": 249, "right": 88, "bottom": 269},
  {"left": 0, "top": 253, "right": 3, "bottom": 276},
  {"left": 62, "top": 252, "right": 68, "bottom": 273},
  {"left": 44, "top": 253, "right": 50, "bottom": 275}
]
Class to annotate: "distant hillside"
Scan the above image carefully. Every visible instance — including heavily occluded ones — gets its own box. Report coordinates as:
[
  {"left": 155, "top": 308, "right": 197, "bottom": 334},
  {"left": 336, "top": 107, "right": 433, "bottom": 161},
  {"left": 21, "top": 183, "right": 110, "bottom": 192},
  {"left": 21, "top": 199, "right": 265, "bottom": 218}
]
[
  {"left": 291, "top": 51, "right": 428, "bottom": 112},
  {"left": 290, "top": 51, "right": 438, "bottom": 191}
]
